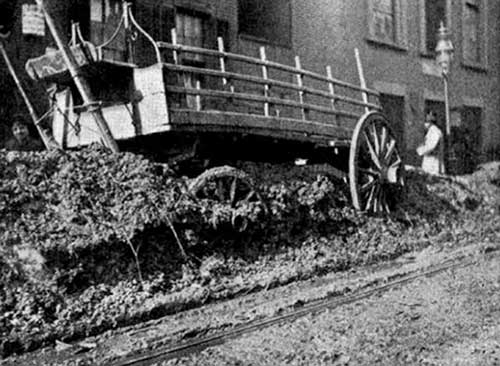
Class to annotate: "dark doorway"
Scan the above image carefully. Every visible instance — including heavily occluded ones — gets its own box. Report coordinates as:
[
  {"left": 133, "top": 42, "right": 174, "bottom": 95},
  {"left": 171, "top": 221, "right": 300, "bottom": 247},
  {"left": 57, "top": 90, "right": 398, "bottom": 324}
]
[
  {"left": 379, "top": 94, "right": 406, "bottom": 155},
  {"left": 455, "top": 106, "right": 482, "bottom": 173},
  {"left": 424, "top": 100, "right": 482, "bottom": 174}
]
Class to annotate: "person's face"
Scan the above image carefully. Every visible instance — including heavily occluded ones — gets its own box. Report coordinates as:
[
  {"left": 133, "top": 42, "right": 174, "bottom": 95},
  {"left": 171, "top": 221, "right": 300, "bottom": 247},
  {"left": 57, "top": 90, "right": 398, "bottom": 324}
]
[
  {"left": 424, "top": 114, "right": 435, "bottom": 130},
  {"left": 12, "top": 123, "right": 29, "bottom": 142}
]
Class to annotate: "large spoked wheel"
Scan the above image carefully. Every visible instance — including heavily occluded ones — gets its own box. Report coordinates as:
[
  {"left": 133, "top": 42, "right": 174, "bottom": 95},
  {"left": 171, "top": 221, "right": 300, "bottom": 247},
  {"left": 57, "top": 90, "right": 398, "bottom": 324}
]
[
  {"left": 349, "top": 111, "right": 405, "bottom": 213},
  {"left": 188, "top": 166, "right": 261, "bottom": 207}
]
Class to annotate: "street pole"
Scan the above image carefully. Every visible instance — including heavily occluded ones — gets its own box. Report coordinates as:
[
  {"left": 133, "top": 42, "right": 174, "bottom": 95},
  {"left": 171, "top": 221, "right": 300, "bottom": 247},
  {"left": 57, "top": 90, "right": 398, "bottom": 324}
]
[
  {"left": 435, "top": 22, "right": 454, "bottom": 175},
  {"left": 35, "top": 0, "right": 120, "bottom": 153},
  {"left": 443, "top": 74, "right": 451, "bottom": 136},
  {"left": 443, "top": 73, "right": 451, "bottom": 174}
]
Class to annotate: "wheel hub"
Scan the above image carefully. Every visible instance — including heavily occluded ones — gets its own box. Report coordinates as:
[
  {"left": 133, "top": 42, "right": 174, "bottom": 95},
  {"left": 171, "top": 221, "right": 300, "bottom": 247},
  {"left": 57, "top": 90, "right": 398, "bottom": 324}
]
[{"left": 381, "top": 164, "right": 399, "bottom": 184}]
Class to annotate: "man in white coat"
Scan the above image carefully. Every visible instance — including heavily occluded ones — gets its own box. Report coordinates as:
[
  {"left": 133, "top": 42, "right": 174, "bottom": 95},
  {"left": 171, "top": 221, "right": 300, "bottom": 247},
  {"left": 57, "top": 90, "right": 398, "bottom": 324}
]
[{"left": 416, "top": 111, "right": 445, "bottom": 175}]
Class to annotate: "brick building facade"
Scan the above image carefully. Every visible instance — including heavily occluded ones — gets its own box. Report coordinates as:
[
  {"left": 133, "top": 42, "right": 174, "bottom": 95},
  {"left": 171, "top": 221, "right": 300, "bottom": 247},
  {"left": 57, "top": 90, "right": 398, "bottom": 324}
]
[{"left": 1, "top": 0, "right": 499, "bottom": 169}]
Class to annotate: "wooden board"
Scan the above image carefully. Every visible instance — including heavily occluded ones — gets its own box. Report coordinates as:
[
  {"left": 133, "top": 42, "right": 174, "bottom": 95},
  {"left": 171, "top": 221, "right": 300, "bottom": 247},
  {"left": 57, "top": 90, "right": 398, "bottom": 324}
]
[
  {"left": 25, "top": 42, "right": 97, "bottom": 80},
  {"left": 133, "top": 63, "right": 170, "bottom": 135},
  {"left": 169, "top": 109, "right": 353, "bottom": 144}
]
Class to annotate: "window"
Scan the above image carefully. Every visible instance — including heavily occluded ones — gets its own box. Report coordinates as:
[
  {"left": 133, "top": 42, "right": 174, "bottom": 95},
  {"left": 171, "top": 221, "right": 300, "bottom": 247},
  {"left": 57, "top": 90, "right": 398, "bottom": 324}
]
[
  {"left": 463, "top": 3, "right": 480, "bottom": 63},
  {"left": 133, "top": 2, "right": 175, "bottom": 66},
  {"left": 176, "top": 10, "right": 204, "bottom": 62},
  {"left": 370, "top": 0, "right": 396, "bottom": 43},
  {"left": 238, "top": 0, "right": 291, "bottom": 47},
  {"left": 424, "top": 0, "right": 447, "bottom": 53},
  {"left": 175, "top": 11, "right": 206, "bottom": 109},
  {"left": 90, "top": 0, "right": 126, "bottom": 61},
  {"left": 176, "top": 13, "right": 203, "bottom": 47},
  {"left": 420, "top": 0, "right": 450, "bottom": 56},
  {"left": 367, "top": 0, "right": 407, "bottom": 48},
  {"left": 462, "top": 0, "right": 486, "bottom": 68}
]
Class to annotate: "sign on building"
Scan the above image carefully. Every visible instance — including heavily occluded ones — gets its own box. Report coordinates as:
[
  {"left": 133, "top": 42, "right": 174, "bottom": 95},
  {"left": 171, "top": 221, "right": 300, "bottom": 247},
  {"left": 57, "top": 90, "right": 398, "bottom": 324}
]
[{"left": 22, "top": 4, "right": 45, "bottom": 36}]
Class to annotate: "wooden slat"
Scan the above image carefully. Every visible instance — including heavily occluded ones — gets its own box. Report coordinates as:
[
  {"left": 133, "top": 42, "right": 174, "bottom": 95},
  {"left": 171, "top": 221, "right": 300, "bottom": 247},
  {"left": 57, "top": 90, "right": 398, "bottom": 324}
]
[
  {"left": 171, "top": 29, "right": 179, "bottom": 65},
  {"left": 162, "top": 63, "right": 381, "bottom": 110},
  {"left": 355, "top": 48, "right": 369, "bottom": 114},
  {"left": 169, "top": 109, "right": 353, "bottom": 141},
  {"left": 157, "top": 41, "right": 380, "bottom": 96},
  {"left": 260, "top": 47, "right": 270, "bottom": 117},
  {"left": 166, "top": 86, "right": 362, "bottom": 120},
  {"left": 195, "top": 80, "right": 202, "bottom": 111},
  {"left": 295, "top": 56, "right": 308, "bottom": 120},
  {"left": 326, "top": 65, "right": 338, "bottom": 125},
  {"left": 217, "top": 37, "right": 230, "bottom": 90}
]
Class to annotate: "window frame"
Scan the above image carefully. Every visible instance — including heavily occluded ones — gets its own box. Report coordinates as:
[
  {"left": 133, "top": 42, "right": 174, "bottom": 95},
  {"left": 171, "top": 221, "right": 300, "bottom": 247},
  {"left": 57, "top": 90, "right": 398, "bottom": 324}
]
[
  {"left": 237, "top": 0, "right": 292, "bottom": 48},
  {"left": 366, "top": 0, "right": 408, "bottom": 50},
  {"left": 89, "top": 0, "right": 127, "bottom": 61},
  {"left": 175, "top": 8, "right": 208, "bottom": 63},
  {"left": 419, "top": 0, "right": 452, "bottom": 57},
  {"left": 461, "top": 0, "right": 488, "bottom": 71}
]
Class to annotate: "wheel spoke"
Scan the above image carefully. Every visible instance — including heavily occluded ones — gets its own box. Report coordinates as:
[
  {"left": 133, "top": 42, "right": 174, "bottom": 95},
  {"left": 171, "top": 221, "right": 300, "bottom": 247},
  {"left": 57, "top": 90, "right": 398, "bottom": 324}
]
[
  {"left": 384, "top": 138, "right": 396, "bottom": 164},
  {"left": 244, "top": 190, "right": 255, "bottom": 202},
  {"left": 399, "top": 175, "right": 405, "bottom": 186},
  {"left": 360, "top": 178, "right": 376, "bottom": 193},
  {"left": 362, "top": 131, "right": 382, "bottom": 170},
  {"left": 359, "top": 167, "right": 379, "bottom": 177},
  {"left": 365, "top": 185, "right": 377, "bottom": 211},
  {"left": 370, "top": 124, "right": 381, "bottom": 155},
  {"left": 372, "top": 185, "right": 381, "bottom": 213},
  {"left": 229, "top": 177, "right": 237, "bottom": 205},
  {"left": 390, "top": 157, "right": 402, "bottom": 169},
  {"left": 378, "top": 187, "right": 388, "bottom": 214},
  {"left": 382, "top": 192, "right": 391, "bottom": 213},
  {"left": 380, "top": 126, "right": 388, "bottom": 157},
  {"left": 377, "top": 186, "right": 385, "bottom": 213},
  {"left": 216, "top": 179, "right": 225, "bottom": 201}
]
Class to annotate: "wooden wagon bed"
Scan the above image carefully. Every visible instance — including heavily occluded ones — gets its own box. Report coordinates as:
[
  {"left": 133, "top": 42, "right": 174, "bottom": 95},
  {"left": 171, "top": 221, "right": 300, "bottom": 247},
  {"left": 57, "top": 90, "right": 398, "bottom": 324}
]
[{"left": 24, "top": 3, "right": 404, "bottom": 213}]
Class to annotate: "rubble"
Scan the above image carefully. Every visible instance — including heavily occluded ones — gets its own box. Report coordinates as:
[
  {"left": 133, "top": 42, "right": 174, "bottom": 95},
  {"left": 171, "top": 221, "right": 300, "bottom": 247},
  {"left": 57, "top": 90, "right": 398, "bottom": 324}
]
[{"left": 0, "top": 147, "right": 499, "bottom": 358}]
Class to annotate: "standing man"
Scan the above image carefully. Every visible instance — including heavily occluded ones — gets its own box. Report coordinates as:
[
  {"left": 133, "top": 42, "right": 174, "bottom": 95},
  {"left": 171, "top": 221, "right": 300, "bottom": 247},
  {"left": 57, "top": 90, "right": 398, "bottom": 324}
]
[
  {"left": 5, "top": 119, "right": 44, "bottom": 151},
  {"left": 416, "top": 111, "right": 445, "bottom": 175}
]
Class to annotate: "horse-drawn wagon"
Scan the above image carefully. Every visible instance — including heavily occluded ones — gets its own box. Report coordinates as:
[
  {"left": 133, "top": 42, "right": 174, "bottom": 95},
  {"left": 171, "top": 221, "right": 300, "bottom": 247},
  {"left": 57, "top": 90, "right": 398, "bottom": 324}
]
[{"left": 23, "top": 2, "right": 404, "bottom": 213}]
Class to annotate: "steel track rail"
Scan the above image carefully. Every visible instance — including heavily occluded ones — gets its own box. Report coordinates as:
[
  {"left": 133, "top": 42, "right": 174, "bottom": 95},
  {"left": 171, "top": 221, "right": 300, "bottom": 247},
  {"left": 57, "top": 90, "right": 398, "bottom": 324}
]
[{"left": 110, "top": 249, "right": 498, "bottom": 366}]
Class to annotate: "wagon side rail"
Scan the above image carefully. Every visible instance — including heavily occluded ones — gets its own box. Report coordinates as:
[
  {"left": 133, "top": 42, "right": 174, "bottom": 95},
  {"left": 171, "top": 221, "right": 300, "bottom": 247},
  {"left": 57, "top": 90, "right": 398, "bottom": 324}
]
[
  {"left": 99, "top": 3, "right": 381, "bottom": 129},
  {"left": 155, "top": 35, "right": 381, "bottom": 130},
  {"left": 156, "top": 40, "right": 380, "bottom": 98},
  {"left": 61, "top": 4, "right": 382, "bottom": 143}
]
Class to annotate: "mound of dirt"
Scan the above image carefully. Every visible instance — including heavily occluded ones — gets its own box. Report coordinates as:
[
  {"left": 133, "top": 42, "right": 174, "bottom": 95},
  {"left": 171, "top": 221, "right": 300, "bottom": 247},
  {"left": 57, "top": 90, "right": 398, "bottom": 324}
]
[{"left": 1, "top": 147, "right": 499, "bottom": 359}]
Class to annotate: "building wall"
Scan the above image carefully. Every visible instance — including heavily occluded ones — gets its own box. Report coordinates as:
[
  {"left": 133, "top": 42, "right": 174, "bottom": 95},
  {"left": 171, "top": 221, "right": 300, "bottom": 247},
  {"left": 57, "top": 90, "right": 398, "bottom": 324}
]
[
  {"left": 220, "top": 0, "right": 500, "bottom": 164},
  {"left": 290, "top": 0, "right": 500, "bottom": 164},
  {"left": 1, "top": 0, "right": 499, "bottom": 165}
]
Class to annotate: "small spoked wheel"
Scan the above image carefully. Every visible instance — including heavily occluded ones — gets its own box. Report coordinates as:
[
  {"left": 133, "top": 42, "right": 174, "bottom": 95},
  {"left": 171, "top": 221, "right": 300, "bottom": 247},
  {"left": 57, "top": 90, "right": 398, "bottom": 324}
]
[
  {"left": 189, "top": 166, "right": 265, "bottom": 232},
  {"left": 349, "top": 111, "right": 405, "bottom": 213},
  {"left": 188, "top": 166, "right": 260, "bottom": 206}
]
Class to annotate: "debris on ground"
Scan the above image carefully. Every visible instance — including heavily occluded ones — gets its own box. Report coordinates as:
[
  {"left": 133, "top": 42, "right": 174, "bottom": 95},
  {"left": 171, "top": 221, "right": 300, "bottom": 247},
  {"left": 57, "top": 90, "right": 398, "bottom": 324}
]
[{"left": 1, "top": 146, "right": 499, "bottom": 358}]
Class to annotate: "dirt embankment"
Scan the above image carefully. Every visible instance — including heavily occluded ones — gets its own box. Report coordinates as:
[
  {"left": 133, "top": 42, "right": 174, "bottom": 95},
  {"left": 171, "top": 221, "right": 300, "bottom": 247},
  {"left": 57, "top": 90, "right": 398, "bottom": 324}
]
[{"left": 1, "top": 147, "right": 499, "bottom": 359}]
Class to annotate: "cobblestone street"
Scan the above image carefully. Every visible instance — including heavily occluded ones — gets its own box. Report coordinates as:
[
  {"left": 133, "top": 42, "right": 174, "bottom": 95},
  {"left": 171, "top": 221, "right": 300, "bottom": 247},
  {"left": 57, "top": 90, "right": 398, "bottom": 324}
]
[{"left": 162, "top": 254, "right": 500, "bottom": 366}]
